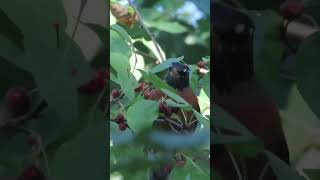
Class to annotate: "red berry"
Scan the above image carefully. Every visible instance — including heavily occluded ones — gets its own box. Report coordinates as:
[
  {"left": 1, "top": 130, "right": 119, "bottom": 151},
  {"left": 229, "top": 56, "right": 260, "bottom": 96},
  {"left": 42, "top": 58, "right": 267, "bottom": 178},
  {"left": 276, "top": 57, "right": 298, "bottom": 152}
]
[
  {"left": 115, "top": 114, "right": 125, "bottom": 123},
  {"left": 164, "top": 107, "right": 172, "bottom": 117},
  {"left": 134, "top": 83, "right": 146, "bottom": 92},
  {"left": 159, "top": 103, "right": 167, "bottom": 113},
  {"left": 175, "top": 159, "right": 186, "bottom": 168},
  {"left": 111, "top": 89, "right": 121, "bottom": 98},
  {"left": 163, "top": 164, "right": 173, "bottom": 173},
  {"left": 197, "top": 60, "right": 206, "bottom": 68},
  {"left": 78, "top": 69, "right": 106, "bottom": 95},
  {"left": 118, "top": 123, "right": 127, "bottom": 131},
  {"left": 280, "top": 0, "right": 304, "bottom": 20},
  {"left": 143, "top": 91, "right": 151, "bottom": 99},
  {"left": 5, "top": 87, "right": 31, "bottom": 117},
  {"left": 17, "top": 165, "right": 44, "bottom": 180}
]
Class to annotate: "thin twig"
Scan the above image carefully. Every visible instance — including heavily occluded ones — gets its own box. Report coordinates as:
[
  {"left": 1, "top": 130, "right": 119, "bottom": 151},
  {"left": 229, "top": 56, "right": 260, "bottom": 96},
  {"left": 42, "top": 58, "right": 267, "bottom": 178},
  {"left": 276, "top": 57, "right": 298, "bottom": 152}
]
[
  {"left": 258, "top": 162, "right": 270, "bottom": 180},
  {"left": 134, "top": 50, "right": 158, "bottom": 60},
  {"left": 213, "top": 126, "right": 243, "bottom": 180},
  {"left": 227, "top": 150, "right": 243, "bottom": 180},
  {"left": 19, "top": 128, "right": 51, "bottom": 180},
  {"left": 180, "top": 109, "right": 188, "bottom": 125},
  {"left": 127, "top": 0, "right": 165, "bottom": 62}
]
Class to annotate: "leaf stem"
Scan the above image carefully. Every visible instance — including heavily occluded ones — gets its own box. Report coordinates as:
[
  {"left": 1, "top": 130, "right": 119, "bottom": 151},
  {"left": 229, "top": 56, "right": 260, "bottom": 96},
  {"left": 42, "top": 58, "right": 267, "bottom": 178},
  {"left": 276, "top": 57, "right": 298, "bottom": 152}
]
[{"left": 127, "top": 0, "right": 165, "bottom": 62}]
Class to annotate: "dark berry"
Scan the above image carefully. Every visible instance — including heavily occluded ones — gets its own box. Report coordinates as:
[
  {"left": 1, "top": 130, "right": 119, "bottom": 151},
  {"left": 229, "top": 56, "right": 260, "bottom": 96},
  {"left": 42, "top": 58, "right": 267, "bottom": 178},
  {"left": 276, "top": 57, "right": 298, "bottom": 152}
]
[
  {"left": 143, "top": 91, "right": 151, "bottom": 99},
  {"left": 134, "top": 83, "right": 146, "bottom": 92},
  {"left": 175, "top": 159, "right": 186, "bottom": 168},
  {"left": 197, "top": 60, "right": 206, "bottom": 68},
  {"left": 280, "top": 0, "right": 304, "bottom": 20},
  {"left": 163, "top": 164, "right": 173, "bottom": 173},
  {"left": 17, "top": 165, "right": 44, "bottom": 180},
  {"left": 164, "top": 107, "right": 172, "bottom": 117},
  {"left": 5, "top": 87, "right": 31, "bottom": 117},
  {"left": 118, "top": 123, "right": 127, "bottom": 131},
  {"left": 78, "top": 69, "right": 106, "bottom": 95},
  {"left": 159, "top": 103, "right": 167, "bottom": 113},
  {"left": 111, "top": 89, "right": 121, "bottom": 98},
  {"left": 115, "top": 114, "right": 125, "bottom": 123}
]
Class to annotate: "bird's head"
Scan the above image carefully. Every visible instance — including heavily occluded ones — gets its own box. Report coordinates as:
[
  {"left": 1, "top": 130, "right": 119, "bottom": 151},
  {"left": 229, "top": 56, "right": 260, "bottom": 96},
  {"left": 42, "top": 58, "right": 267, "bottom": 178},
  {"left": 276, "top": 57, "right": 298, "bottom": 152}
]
[
  {"left": 212, "top": 2, "right": 255, "bottom": 94},
  {"left": 165, "top": 62, "right": 190, "bottom": 90}
]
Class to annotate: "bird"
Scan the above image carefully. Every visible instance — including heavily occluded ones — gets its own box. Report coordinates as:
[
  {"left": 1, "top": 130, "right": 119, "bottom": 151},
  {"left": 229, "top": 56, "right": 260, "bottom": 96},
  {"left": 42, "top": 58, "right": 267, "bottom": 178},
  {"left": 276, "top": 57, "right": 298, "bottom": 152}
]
[
  {"left": 211, "top": 2, "right": 290, "bottom": 180},
  {"left": 147, "top": 62, "right": 200, "bottom": 180}
]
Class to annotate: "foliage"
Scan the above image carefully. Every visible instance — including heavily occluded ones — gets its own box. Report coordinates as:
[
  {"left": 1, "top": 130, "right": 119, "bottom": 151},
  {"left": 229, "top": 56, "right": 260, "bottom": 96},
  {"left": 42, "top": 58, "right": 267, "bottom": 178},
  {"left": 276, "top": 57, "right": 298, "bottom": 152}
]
[{"left": 110, "top": 0, "right": 210, "bottom": 179}]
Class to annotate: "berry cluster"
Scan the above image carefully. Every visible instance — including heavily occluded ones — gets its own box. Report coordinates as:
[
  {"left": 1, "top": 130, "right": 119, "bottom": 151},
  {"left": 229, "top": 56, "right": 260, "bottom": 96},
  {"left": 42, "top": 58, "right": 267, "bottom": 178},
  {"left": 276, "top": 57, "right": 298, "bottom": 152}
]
[
  {"left": 159, "top": 102, "right": 172, "bottom": 117},
  {"left": 78, "top": 68, "right": 106, "bottom": 95},
  {"left": 17, "top": 165, "right": 44, "bottom": 180},
  {"left": 114, "top": 114, "right": 128, "bottom": 131}
]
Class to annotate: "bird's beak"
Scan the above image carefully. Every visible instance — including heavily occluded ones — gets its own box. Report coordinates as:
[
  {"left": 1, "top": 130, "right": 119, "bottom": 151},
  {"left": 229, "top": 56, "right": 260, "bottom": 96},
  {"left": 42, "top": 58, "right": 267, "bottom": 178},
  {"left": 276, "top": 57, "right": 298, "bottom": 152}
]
[{"left": 170, "top": 67, "right": 178, "bottom": 76}]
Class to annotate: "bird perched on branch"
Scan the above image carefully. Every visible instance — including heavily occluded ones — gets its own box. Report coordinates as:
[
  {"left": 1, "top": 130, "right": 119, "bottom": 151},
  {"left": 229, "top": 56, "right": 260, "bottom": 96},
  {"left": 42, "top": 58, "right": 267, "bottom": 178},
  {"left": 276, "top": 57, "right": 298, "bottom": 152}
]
[
  {"left": 147, "top": 62, "right": 200, "bottom": 180},
  {"left": 211, "top": 2, "right": 289, "bottom": 180}
]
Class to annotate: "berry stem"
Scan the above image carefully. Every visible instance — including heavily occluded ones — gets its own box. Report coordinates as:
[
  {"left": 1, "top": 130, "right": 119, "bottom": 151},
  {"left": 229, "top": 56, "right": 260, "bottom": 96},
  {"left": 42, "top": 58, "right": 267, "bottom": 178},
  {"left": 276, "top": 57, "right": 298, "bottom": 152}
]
[
  {"left": 19, "top": 127, "right": 51, "bottom": 180},
  {"left": 127, "top": 0, "right": 165, "bottom": 62}
]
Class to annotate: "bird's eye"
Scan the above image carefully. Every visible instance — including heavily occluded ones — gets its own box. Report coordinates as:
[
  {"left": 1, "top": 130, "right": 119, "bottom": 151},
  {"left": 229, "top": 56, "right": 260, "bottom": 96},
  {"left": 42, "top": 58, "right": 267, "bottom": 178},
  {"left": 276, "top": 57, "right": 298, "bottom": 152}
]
[{"left": 183, "top": 69, "right": 187, "bottom": 73}]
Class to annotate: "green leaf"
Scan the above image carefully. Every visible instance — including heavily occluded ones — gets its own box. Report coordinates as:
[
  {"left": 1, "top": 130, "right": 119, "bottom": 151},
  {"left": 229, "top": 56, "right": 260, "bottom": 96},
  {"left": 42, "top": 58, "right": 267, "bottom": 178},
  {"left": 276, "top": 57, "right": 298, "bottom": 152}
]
[
  {"left": 265, "top": 151, "right": 305, "bottom": 180},
  {"left": 171, "top": 154, "right": 209, "bottom": 179},
  {"left": 202, "top": 72, "right": 210, "bottom": 98},
  {"left": 111, "top": 24, "right": 132, "bottom": 46},
  {"left": 303, "top": 169, "right": 320, "bottom": 180},
  {"left": 144, "top": 20, "right": 188, "bottom": 34},
  {"left": 250, "top": 10, "right": 284, "bottom": 93},
  {"left": 126, "top": 100, "right": 159, "bottom": 132},
  {"left": 189, "top": 65, "right": 200, "bottom": 92},
  {"left": 160, "top": 88, "right": 191, "bottom": 108},
  {"left": 193, "top": 110, "right": 210, "bottom": 128},
  {"left": 212, "top": 133, "right": 264, "bottom": 157},
  {"left": 110, "top": 29, "right": 131, "bottom": 58},
  {"left": 296, "top": 32, "right": 320, "bottom": 119},
  {"left": 51, "top": 120, "right": 106, "bottom": 180},
  {"left": 0, "top": 9, "right": 23, "bottom": 49},
  {"left": 149, "top": 56, "right": 184, "bottom": 73},
  {"left": 82, "top": 23, "right": 107, "bottom": 46},
  {"left": 138, "top": 69, "right": 176, "bottom": 93},
  {"left": 149, "top": 130, "right": 210, "bottom": 150},
  {"left": 111, "top": 52, "right": 138, "bottom": 100},
  {"left": 212, "top": 104, "right": 253, "bottom": 136}
]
